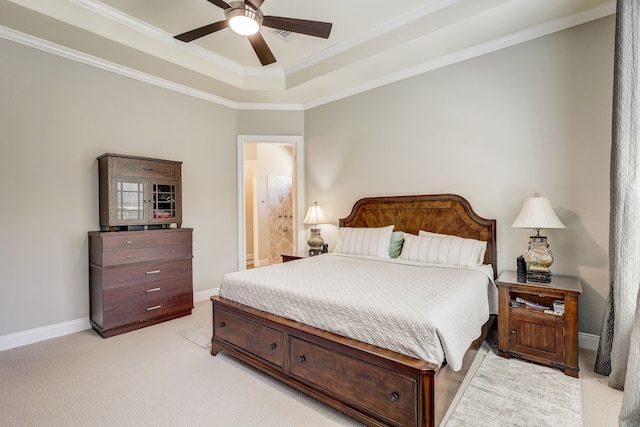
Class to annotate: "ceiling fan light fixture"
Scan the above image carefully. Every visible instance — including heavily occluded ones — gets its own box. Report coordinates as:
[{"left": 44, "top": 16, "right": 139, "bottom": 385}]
[
  {"left": 229, "top": 15, "right": 259, "bottom": 35},
  {"left": 225, "top": 2, "right": 262, "bottom": 36}
]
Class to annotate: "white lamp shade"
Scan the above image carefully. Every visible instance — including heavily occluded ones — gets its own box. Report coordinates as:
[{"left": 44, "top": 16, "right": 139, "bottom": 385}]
[
  {"left": 511, "top": 195, "right": 566, "bottom": 229},
  {"left": 303, "top": 202, "right": 328, "bottom": 226}
]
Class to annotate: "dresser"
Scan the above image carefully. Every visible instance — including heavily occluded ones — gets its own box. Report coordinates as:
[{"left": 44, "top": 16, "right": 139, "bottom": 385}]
[{"left": 89, "top": 228, "right": 193, "bottom": 337}]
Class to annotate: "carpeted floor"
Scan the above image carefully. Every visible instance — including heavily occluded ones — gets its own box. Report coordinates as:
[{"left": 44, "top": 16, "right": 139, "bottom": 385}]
[{"left": 0, "top": 301, "right": 622, "bottom": 426}]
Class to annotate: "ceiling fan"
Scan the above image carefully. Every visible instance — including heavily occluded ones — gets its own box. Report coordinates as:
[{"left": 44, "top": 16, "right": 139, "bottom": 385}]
[{"left": 174, "top": 0, "right": 333, "bottom": 66}]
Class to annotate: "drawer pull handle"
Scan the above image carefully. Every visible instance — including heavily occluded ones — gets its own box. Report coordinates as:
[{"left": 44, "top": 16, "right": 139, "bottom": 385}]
[
  {"left": 218, "top": 322, "right": 226, "bottom": 328},
  {"left": 126, "top": 241, "right": 133, "bottom": 244},
  {"left": 126, "top": 255, "right": 132, "bottom": 258},
  {"left": 143, "top": 168, "right": 154, "bottom": 171},
  {"left": 146, "top": 305, "right": 161, "bottom": 311},
  {"left": 269, "top": 343, "right": 277, "bottom": 350},
  {"left": 145, "top": 287, "right": 161, "bottom": 293},
  {"left": 171, "top": 250, "right": 176, "bottom": 253},
  {"left": 389, "top": 392, "right": 399, "bottom": 403},
  {"left": 296, "top": 355, "right": 306, "bottom": 364},
  {"left": 145, "top": 270, "right": 161, "bottom": 275},
  {"left": 511, "top": 330, "right": 516, "bottom": 335}
]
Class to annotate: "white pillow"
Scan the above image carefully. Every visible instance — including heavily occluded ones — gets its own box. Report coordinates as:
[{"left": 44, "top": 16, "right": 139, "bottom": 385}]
[
  {"left": 399, "top": 231, "right": 487, "bottom": 267},
  {"left": 418, "top": 230, "right": 488, "bottom": 265},
  {"left": 334, "top": 225, "right": 394, "bottom": 258}
]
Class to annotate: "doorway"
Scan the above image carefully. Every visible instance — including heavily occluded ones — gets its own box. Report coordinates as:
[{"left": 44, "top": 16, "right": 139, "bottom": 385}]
[{"left": 237, "top": 135, "right": 305, "bottom": 271}]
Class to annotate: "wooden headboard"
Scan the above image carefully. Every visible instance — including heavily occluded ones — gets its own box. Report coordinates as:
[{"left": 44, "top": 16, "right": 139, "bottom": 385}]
[{"left": 339, "top": 194, "right": 497, "bottom": 277}]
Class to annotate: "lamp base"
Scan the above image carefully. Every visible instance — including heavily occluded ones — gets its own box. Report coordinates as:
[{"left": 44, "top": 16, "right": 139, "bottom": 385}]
[
  {"left": 522, "top": 233, "right": 556, "bottom": 284},
  {"left": 524, "top": 234, "right": 554, "bottom": 268},
  {"left": 307, "top": 228, "right": 325, "bottom": 256}
]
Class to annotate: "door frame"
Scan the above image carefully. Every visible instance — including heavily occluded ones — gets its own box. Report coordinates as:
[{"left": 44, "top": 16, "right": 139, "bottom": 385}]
[
  {"left": 236, "top": 135, "right": 305, "bottom": 271},
  {"left": 244, "top": 159, "right": 257, "bottom": 267}
]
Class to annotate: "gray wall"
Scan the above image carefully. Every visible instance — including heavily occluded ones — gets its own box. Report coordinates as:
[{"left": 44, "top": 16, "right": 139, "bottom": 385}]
[
  {"left": 304, "top": 16, "right": 614, "bottom": 335},
  {"left": 0, "top": 15, "right": 614, "bottom": 339},
  {"left": 0, "top": 37, "right": 238, "bottom": 335},
  {"left": 237, "top": 110, "right": 304, "bottom": 135}
]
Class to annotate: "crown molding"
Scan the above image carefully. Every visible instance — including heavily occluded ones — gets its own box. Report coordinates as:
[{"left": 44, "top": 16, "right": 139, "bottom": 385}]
[
  {"left": 1, "top": 0, "right": 615, "bottom": 112},
  {"left": 303, "top": 1, "right": 616, "bottom": 110},
  {"left": 0, "top": 25, "right": 242, "bottom": 108}
]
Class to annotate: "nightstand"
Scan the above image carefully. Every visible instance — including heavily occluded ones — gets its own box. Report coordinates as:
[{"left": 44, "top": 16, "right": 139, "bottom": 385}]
[
  {"left": 497, "top": 270, "right": 582, "bottom": 377},
  {"left": 281, "top": 253, "right": 307, "bottom": 263},
  {"left": 281, "top": 251, "right": 325, "bottom": 262}
]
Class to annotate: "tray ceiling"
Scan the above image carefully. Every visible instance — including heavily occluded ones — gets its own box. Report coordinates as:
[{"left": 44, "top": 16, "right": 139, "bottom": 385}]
[{"left": 0, "top": 0, "right": 615, "bottom": 109}]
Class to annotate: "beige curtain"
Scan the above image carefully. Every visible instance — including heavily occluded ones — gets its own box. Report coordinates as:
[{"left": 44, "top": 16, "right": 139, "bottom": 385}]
[{"left": 594, "top": 1, "right": 640, "bottom": 425}]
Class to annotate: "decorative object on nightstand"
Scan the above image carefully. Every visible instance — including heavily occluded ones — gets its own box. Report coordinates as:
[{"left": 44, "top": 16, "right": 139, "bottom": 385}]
[
  {"left": 497, "top": 270, "right": 582, "bottom": 377},
  {"left": 303, "top": 201, "right": 329, "bottom": 256},
  {"left": 511, "top": 193, "right": 565, "bottom": 283}
]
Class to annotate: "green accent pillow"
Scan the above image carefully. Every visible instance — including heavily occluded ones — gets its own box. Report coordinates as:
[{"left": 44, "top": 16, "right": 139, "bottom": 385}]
[{"left": 388, "top": 231, "right": 404, "bottom": 258}]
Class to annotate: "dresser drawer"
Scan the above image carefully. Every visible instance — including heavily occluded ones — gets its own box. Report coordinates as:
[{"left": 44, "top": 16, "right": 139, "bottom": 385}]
[
  {"left": 289, "top": 337, "right": 417, "bottom": 427},
  {"left": 103, "top": 274, "right": 192, "bottom": 307},
  {"left": 98, "top": 230, "right": 190, "bottom": 252},
  {"left": 99, "top": 245, "right": 191, "bottom": 266},
  {"left": 91, "top": 258, "right": 192, "bottom": 289},
  {"left": 89, "top": 229, "right": 192, "bottom": 266},
  {"left": 214, "top": 309, "right": 284, "bottom": 368},
  {"left": 102, "top": 281, "right": 193, "bottom": 329},
  {"left": 112, "top": 156, "right": 180, "bottom": 180}
]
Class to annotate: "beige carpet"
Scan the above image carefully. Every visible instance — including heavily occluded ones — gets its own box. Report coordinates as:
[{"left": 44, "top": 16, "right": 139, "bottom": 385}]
[{"left": 0, "top": 301, "right": 623, "bottom": 426}]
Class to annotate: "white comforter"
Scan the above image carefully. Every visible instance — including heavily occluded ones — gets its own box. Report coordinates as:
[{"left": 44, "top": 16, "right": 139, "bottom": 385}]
[{"left": 219, "top": 254, "right": 498, "bottom": 371}]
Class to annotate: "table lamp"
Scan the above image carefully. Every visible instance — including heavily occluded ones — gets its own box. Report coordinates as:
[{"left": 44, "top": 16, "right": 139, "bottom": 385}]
[
  {"left": 511, "top": 193, "right": 565, "bottom": 283},
  {"left": 302, "top": 201, "right": 328, "bottom": 255}
]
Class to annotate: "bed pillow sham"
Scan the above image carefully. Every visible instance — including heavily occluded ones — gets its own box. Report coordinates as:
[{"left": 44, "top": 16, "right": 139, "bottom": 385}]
[
  {"left": 334, "top": 225, "right": 394, "bottom": 258},
  {"left": 418, "top": 230, "right": 488, "bottom": 266},
  {"left": 399, "top": 231, "right": 487, "bottom": 267}
]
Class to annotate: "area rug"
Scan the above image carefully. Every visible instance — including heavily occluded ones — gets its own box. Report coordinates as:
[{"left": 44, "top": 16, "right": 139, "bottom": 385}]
[
  {"left": 176, "top": 321, "right": 212, "bottom": 349},
  {"left": 445, "top": 350, "right": 582, "bottom": 427}
]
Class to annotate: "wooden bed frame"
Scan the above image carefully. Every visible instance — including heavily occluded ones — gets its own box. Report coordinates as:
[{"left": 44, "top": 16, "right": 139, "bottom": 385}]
[{"left": 210, "top": 194, "right": 497, "bottom": 427}]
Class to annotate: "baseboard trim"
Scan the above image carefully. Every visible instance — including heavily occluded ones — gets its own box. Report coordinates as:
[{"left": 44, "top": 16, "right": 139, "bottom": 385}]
[
  {"left": 194, "top": 287, "right": 219, "bottom": 302},
  {"left": 579, "top": 332, "right": 600, "bottom": 351},
  {"left": 0, "top": 288, "right": 221, "bottom": 352},
  {"left": 254, "top": 258, "right": 270, "bottom": 267},
  {"left": 0, "top": 317, "right": 91, "bottom": 352}
]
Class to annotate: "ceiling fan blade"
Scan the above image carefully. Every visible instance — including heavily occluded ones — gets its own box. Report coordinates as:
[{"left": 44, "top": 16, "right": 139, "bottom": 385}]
[
  {"left": 206, "top": 0, "right": 232, "bottom": 9},
  {"left": 248, "top": 32, "right": 276, "bottom": 65},
  {"left": 262, "top": 16, "right": 332, "bottom": 39},
  {"left": 174, "top": 20, "right": 229, "bottom": 42},
  {"left": 245, "top": 0, "right": 264, "bottom": 10}
]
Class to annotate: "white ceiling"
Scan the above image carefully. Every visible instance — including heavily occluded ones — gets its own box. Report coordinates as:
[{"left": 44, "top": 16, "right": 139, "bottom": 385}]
[{"left": 0, "top": 0, "right": 615, "bottom": 109}]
